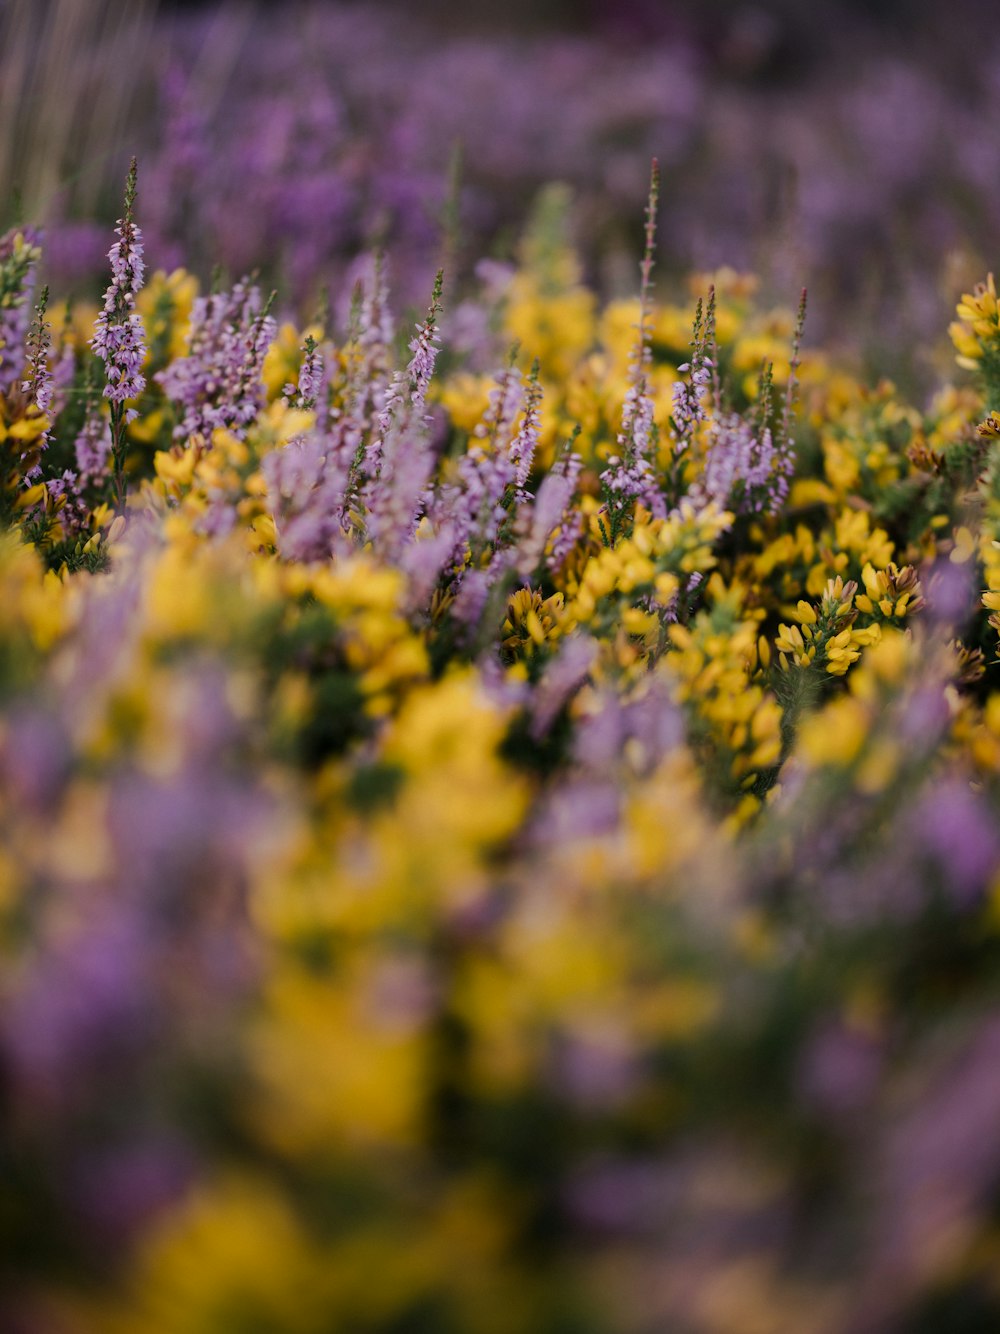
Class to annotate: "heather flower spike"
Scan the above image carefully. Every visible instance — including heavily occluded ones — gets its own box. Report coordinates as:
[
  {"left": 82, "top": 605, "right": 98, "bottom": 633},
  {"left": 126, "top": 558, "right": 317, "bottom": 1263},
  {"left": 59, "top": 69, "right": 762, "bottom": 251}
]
[
  {"left": 283, "top": 333, "right": 323, "bottom": 411},
  {"left": 91, "top": 156, "right": 146, "bottom": 513},
  {"left": 599, "top": 160, "right": 664, "bottom": 543},
  {"left": 638, "top": 157, "right": 660, "bottom": 340},
  {"left": 781, "top": 287, "right": 808, "bottom": 447},
  {"left": 73, "top": 366, "right": 113, "bottom": 490},
  {"left": 0, "top": 226, "right": 41, "bottom": 397},
  {"left": 510, "top": 357, "right": 542, "bottom": 497},
  {"left": 407, "top": 267, "right": 444, "bottom": 415},
  {"left": 157, "top": 278, "right": 277, "bottom": 443},
  {"left": 22, "top": 285, "right": 53, "bottom": 435},
  {"left": 376, "top": 267, "right": 444, "bottom": 440}
]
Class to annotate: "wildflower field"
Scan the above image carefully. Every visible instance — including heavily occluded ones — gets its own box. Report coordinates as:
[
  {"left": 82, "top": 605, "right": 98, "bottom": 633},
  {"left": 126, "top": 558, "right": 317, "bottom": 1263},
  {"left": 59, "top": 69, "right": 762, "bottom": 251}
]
[{"left": 6, "top": 3, "right": 1000, "bottom": 1332}]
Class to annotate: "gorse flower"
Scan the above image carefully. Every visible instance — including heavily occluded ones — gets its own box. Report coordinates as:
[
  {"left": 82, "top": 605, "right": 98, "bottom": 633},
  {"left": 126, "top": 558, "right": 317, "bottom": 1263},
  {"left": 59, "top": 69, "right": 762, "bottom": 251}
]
[{"left": 951, "top": 273, "right": 1000, "bottom": 370}]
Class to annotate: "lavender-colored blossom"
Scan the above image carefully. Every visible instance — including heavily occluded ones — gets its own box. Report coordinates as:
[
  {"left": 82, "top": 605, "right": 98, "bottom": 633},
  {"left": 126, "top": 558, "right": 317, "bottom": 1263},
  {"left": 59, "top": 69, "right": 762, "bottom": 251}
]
[
  {"left": 351, "top": 256, "right": 394, "bottom": 481},
  {"left": 796, "top": 1019, "right": 882, "bottom": 1119},
  {"left": 509, "top": 364, "right": 542, "bottom": 495},
  {"left": 376, "top": 268, "right": 443, "bottom": 442},
  {"left": 68, "top": 1136, "right": 196, "bottom": 1246},
  {"left": 670, "top": 357, "right": 712, "bottom": 455},
  {"left": 74, "top": 407, "right": 113, "bottom": 489},
  {"left": 530, "top": 635, "right": 597, "bottom": 739},
  {"left": 599, "top": 446, "right": 662, "bottom": 520},
  {"left": 3, "top": 908, "right": 152, "bottom": 1108},
  {"left": 543, "top": 448, "right": 584, "bottom": 573},
  {"left": 566, "top": 1155, "right": 679, "bottom": 1237},
  {"left": 693, "top": 411, "right": 791, "bottom": 515},
  {"left": 419, "top": 364, "right": 525, "bottom": 585},
  {"left": 446, "top": 362, "right": 525, "bottom": 559},
  {"left": 20, "top": 287, "right": 53, "bottom": 423},
  {"left": 538, "top": 778, "right": 622, "bottom": 846},
  {"left": 263, "top": 429, "right": 352, "bottom": 563},
  {"left": 196, "top": 497, "right": 239, "bottom": 540},
  {"left": 364, "top": 403, "right": 438, "bottom": 558},
  {"left": 157, "top": 279, "right": 276, "bottom": 442},
  {"left": 671, "top": 292, "right": 715, "bottom": 460},
  {"left": 45, "top": 472, "right": 78, "bottom": 506},
  {"left": 91, "top": 163, "right": 146, "bottom": 409},
  {"left": 0, "top": 708, "right": 72, "bottom": 812},
  {"left": 514, "top": 458, "right": 581, "bottom": 579},
  {"left": 400, "top": 519, "right": 460, "bottom": 613},
  {"left": 572, "top": 682, "right": 684, "bottom": 776},
  {"left": 548, "top": 1022, "right": 638, "bottom": 1111},
  {"left": 359, "top": 274, "right": 446, "bottom": 550},
  {"left": 924, "top": 558, "right": 976, "bottom": 626},
  {"left": 449, "top": 564, "right": 495, "bottom": 640},
  {"left": 283, "top": 333, "right": 325, "bottom": 412},
  {"left": 858, "top": 1015, "right": 1000, "bottom": 1323},
  {"left": 601, "top": 164, "right": 667, "bottom": 523},
  {"left": 910, "top": 779, "right": 1000, "bottom": 905},
  {"left": 0, "top": 226, "right": 41, "bottom": 397},
  {"left": 141, "top": 65, "right": 212, "bottom": 274}
]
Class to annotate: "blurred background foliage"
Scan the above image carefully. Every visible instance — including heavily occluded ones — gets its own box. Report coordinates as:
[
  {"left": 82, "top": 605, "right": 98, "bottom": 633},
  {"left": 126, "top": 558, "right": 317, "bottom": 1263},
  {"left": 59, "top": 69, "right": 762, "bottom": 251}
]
[{"left": 2, "top": 0, "right": 998, "bottom": 389}]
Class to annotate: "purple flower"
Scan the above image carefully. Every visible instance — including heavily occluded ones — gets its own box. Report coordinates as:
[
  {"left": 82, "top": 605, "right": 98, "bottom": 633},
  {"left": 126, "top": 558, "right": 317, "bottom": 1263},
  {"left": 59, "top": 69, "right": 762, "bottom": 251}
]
[
  {"left": 671, "top": 291, "right": 715, "bottom": 462},
  {"left": 544, "top": 448, "right": 584, "bottom": 572},
  {"left": 376, "top": 268, "right": 443, "bottom": 441},
  {"left": 157, "top": 278, "right": 276, "bottom": 443},
  {"left": 283, "top": 333, "right": 325, "bottom": 412},
  {"left": 21, "top": 286, "right": 53, "bottom": 428},
  {"left": 911, "top": 779, "right": 1000, "bottom": 905},
  {"left": 0, "top": 225, "right": 41, "bottom": 397},
  {"left": 364, "top": 403, "right": 439, "bottom": 559},
  {"left": 435, "top": 362, "right": 524, "bottom": 562},
  {"left": 91, "top": 161, "right": 146, "bottom": 408},
  {"left": 530, "top": 635, "right": 597, "bottom": 739},
  {"left": 601, "top": 167, "right": 667, "bottom": 525},
  {"left": 263, "top": 429, "right": 352, "bottom": 563},
  {"left": 74, "top": 407, "right": 113, "bottom": 488},
  {"left": 509, "top": 363, "right": 543, "bottom": 495},
  {"left": 400, "top": 519, "right": 459, "bottom": 613},
  {"left": 693, "top": 411, "right": 791, "bottom": 516}
]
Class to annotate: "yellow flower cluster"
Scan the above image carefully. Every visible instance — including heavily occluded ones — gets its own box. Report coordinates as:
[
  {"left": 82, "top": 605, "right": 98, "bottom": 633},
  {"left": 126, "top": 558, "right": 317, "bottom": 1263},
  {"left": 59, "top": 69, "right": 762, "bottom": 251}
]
[
  {"left": 561, "top": 503, "right": 731, "bottom": 635},
  {"left": 951, "top": 272, "right": 1000, "bottom": 369},
  {"left": 668, "top": 597, "right": 783, "bottom": 815},
  {"left": 774, "top": 568, "right": 918, "bottom": 677}
]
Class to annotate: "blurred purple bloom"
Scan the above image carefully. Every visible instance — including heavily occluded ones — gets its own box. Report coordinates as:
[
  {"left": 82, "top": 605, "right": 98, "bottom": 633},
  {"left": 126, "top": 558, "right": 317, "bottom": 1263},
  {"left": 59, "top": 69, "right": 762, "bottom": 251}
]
[
  {"left": 157, "top": 279, "right": 275, "bottom": 442},
  {"left": 264, "top": 429, "right": 352, "bottom": 562},
  {"left": 91, "top": 179, "right": 146, "bottom": 407},
  {"left": 911, "top": 779, "right": 1000, "bottom": 905}
]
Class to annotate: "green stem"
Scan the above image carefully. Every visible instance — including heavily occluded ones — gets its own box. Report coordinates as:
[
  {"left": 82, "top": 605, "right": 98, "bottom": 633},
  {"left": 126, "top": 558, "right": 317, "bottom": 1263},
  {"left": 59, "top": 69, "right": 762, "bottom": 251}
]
[{"left": 110, "top": 399, "right": 127, "bottom": 514}]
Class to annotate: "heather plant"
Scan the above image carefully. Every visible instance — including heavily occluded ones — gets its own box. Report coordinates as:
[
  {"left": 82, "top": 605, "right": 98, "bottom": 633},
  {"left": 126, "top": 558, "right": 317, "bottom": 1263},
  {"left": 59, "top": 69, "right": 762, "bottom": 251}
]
[
  {"left": 6, "top": 157, "right": 1000, "bottom": 1334},
  {"left": 91, "top": 158, "right": 146, "bottom": 513}
]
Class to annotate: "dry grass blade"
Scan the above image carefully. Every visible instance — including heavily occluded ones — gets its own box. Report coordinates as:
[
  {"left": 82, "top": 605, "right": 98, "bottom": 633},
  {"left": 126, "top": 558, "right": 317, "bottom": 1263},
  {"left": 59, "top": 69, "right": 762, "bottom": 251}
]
[{"left": 0, "top": 0, "right": 155, "bottom": 227}]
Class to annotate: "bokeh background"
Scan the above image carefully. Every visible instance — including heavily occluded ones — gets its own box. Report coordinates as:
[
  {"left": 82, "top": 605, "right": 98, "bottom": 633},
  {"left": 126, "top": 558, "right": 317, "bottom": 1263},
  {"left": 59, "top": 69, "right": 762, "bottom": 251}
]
[{"left": 2, "top": 0, "right": 999, "bottom": 385}]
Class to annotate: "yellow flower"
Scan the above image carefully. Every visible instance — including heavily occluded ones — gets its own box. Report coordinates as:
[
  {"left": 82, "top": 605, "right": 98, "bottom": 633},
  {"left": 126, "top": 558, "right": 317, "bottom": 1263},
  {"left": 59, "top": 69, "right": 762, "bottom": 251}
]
[{"left": 952, "top": 273, "right": 1000, "bottom": 367}]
